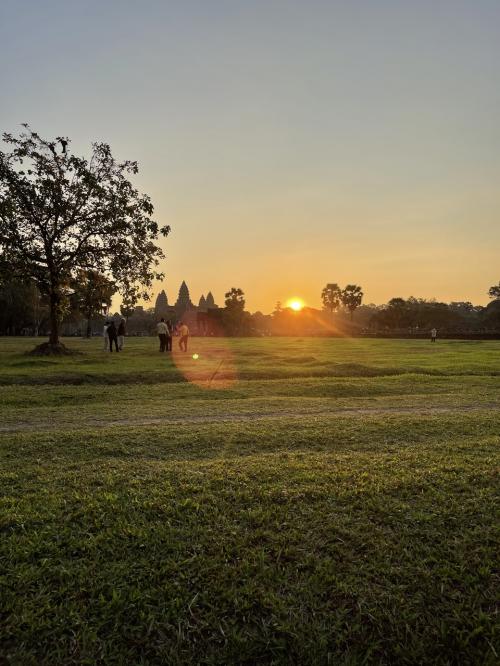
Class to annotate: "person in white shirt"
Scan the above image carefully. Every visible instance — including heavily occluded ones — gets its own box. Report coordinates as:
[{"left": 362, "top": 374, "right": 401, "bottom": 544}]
[
  {"left": 431, "top": 328, "right": 437, "bottom": 343},
  {"left": 103, "top": 322, "right": 109, "bottom": 351},
  {"left": 157, "top": 318, "right": 168, "bottom": 352}
]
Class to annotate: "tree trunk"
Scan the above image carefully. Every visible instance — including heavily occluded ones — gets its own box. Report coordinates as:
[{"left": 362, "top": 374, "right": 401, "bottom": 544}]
[
  {"left": 28, "top": 290, "right": 72, "bottom": 355},
  {"left": 49, "top": 291, "right": 60, "bottom": 344}
]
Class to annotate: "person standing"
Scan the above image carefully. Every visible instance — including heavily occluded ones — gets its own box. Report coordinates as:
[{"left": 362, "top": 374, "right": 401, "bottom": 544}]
[
  {"left": 107, "top": 320, "right": 119, "bottom": 352},
  {"left": 431, "top": 327, "right": 437, "bottom": 343},
  {"left": 117, "top": 318, "right": 126, "bottom": 351},
  {"left": 157, "top": 318, "right": 168, "bottom": 352},
  {"left": 166, "top": 320, "right": 173, "bottom": 351},
  {"left": 178, "top": 321, "right": 190, "bottom": 352},
  {"left": 103, "top": 321, "right": 110, "bottom": 351}
]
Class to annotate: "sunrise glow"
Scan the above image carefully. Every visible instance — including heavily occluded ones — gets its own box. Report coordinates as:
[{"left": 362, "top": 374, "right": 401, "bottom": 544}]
[{"left": 287, "top": 298, "right": 305, "bottom": 312}]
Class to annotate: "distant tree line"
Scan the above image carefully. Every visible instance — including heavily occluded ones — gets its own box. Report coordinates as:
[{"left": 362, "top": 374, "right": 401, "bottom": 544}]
[
  {"left": 210, "top": 281, "right": 500, "bottom": 336},
  {"left": 0, "top": 270, "right": 116, "bottom": 337},
  {"left": 1, "top": 279, "right": 499, "bottom": 337},
  {"left": 369, "top": 296, "right": 500, "bottom": 332}
]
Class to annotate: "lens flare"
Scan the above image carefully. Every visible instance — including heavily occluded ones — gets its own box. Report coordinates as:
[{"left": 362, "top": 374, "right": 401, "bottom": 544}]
[
  {"left": 287, "top": 298, "right": 305, "bottom": 311},
  {"left": 172, "top": 339, "right": 237, "bottom": 389}
]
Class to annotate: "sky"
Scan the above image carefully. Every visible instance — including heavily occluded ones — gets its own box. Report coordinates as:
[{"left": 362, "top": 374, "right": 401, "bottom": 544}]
[{"left": 1, "top": 0, "right": 499, "bottom": 313}]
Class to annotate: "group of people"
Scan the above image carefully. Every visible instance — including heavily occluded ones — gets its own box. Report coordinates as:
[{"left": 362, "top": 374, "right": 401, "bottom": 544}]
[
  {"left": 157, "top": 318, "right": 190, "bottom": 352},
  {"left": 103, "top": 318, "right": 126, "bottom": 352},
  {"left": 102, "top": 318, "right": 190, "bottom": 353}
]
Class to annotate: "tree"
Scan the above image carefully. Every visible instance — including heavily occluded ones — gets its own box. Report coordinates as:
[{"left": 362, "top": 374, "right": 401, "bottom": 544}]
[
  {"left": 0, "top": 125, "right": 170, "bottom": 353},
  {"left": 120, "top": 292, "right": 136, "bottom": 320},
  {"left": 223, "top": 287, "right": 246, "bottom": 335},
  {"left": 321, "top": 283, "right": 342, "bottom": 314},
  {"left": 250, "top": 311, "right": 271, "bottom": 336},
  {"left": 341, "top": 284, "right": 363, "bottom": 320},
  {"left": 386, "top": 297, "right": 408, "bottom": 329},
  {"left": 224, "top": 287, "right": 245, "bottom": 310},
  {"left": 488, "top": 282, "right": 500, "bottom": 300},
  {"left": 70, "top": 269, "right": 116, "bottom": 337}
]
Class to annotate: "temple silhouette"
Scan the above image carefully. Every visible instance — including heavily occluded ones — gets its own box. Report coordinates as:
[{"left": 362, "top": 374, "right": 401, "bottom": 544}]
[{"left": 154, "top": 281, "right": 220, "bottom": 332}]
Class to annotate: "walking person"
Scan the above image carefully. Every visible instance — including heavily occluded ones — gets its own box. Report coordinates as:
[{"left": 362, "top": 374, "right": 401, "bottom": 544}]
[
  {"left": 103, "top": 321, "right": 110, "bottom": 351},
  {"left": 107, "top": 320, "right": 119, "bottom": 352},
  {"left": 157, "top": 317, "right": 168, "bottom": 352},
  {"left": 178, "top": 321, "right": 190, "bottom": 352},
  {"left": 166, "top": 320, "right": 173, "bottom": 351},
  {"left": 431, "top": 327, "right": 437, "bottom": 343},
  {"left": 117, "top": 318, "right": 126, "bottom": 351}
]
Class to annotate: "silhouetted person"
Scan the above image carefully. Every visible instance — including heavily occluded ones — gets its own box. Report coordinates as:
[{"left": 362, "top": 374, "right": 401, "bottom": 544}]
[
  {"left": 166, "top": 320, "right": 173, "bottom": 351},
  {"left": 431, "top": 327, "right": 437, "bottom": 343},
  {"left": 157, "top": 317, "right": 168, "bottom": 352},
  {"left": 117, "top": 318, "right": 126, "bottom": 350},
  {"left": 107, "top": 321, "right": 119, "bottom": 352},
  {"left": 178, "top": 321, "right": 189, "bottom": 352}
]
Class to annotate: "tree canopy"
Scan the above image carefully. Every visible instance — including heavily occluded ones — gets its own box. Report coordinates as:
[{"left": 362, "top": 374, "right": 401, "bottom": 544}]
[
  {"left": 223, "top": 287, "right": 247, "bottom": 335},
  {"left": 321, "top": 283, "right": 342, "bottom": 314},
  {"left": 488, "top": 282, "right": 500, "bottom": 300},
  {"left": 341, "top": 285, "right": 364, "bottom": 320}
]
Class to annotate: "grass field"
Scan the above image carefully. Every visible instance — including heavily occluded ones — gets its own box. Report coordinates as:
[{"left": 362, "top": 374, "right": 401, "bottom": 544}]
[{"left": 1, "top": 337, "right": 499, "bottom": 664}]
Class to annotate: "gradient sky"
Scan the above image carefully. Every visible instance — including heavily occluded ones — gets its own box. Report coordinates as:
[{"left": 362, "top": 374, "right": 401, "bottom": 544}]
[{"left": 1, "top": 0, "right": 499, "bottom": 312}]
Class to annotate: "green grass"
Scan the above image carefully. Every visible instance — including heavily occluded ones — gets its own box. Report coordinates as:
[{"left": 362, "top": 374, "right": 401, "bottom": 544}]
[{"left": 1, "top": 337, "right": 499, "bottom": 664}]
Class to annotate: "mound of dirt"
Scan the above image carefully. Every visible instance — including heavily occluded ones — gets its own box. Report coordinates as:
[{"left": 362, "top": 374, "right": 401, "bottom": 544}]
[{"left": 27, "top": 342, "right": 78, "bottom": 356}]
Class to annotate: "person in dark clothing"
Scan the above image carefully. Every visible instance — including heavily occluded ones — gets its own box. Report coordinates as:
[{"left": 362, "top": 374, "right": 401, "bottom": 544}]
[
  {"left": 166, "top": 320, "right": 173, "bottom": 351},
  {"left": 107, "top": 321, "right": 119, "bottom": 352},
  {"left": 117, "top": 318, "right": 126, "bottom": 350}
]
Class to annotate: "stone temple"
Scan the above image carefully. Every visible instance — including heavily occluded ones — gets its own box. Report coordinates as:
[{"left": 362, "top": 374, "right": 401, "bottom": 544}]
[{"left": 154, "top": 281, "right": 219, "bottom": 331}]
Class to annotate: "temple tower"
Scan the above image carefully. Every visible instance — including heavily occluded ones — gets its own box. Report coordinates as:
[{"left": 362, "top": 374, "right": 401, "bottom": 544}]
[
  {"left": 206, "top": 291, "right": 217, "bottom": 309},
  {"left": 198, "top": 295, "right": 207, "bottom": 312},
  {"left": 175, "top": 281, "right": 194, "bottom": 317},
  {"left": 154, "top": 290, "right": 169, "bottom": 318}
]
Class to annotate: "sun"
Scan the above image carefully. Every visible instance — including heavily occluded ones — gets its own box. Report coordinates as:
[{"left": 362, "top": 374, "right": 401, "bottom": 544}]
[{"left": 287, "top": 298, "right": 305, "bottom": 311}]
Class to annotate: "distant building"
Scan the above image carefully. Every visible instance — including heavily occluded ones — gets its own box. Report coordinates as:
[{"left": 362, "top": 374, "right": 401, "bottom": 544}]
[
  {"left": 198, "top": 295, "right": 207, "bottom": 312},
  {"left": 153, "top": 281, "right": 220, "bottom": 333},
  {"left": 154, "top": 290, "right": 169, "bottom": 318},
  {"left": 206, "top": 291, "right": 218, "bottom": 309},
  {"left": 175, "top": 281, "right": 195, "bottom": 315}
]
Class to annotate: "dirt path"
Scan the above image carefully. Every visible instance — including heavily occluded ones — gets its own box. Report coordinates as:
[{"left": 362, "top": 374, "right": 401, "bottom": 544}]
[{"left": 1, "top": 403, "right": 499, "bottom": 433}]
